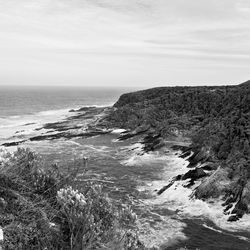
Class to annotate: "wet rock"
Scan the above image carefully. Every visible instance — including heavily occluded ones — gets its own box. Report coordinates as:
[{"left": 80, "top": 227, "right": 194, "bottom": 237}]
[
  {"left": 200, "top": 162, "right": 218, "bottom": 171},
  {"left": 117, "top": 126, "right": 149, "bottom": 141},
  {"left": 157, "top": 181, "right": 175, "bottom": 195},
  {"left": 157, "top": 175, "right": 183, "bottom": 195},
  {"left": 184, "top": 179, "right": 195, "bottom": 188},
  {"left": 142, "top": 133, "right": 165, "bottom": 152},
  {"left": 186, "top": 146, "right": 212, "bottom": 168},
  {"left": 24, "top": 122, "right": 36, "bottom": 126},
  {"left": 182, "top": 168, "right": 207, "bottom": 181},
  {"left": 223, "top": 178, "right": 246, "bottom": 210},
  {"left": 15, "top": 130, "right": 25, "bottom": 134},
  {"left": 231, "top": 200, "right": 248, "bottom": 218},
  {"left": 223, "top": 203, "right": 233, "bottom": 214},
  {"left": 2, "top": 140, "right": 26, "bottom": 147},
  {"left": 180, "top": 150, "right": 192, "bottom": 158},
  {"left": 228, "top": 215, "right": 239, "bottom": 222},
  {"left": 175, "top": 174, "right": 182, "bottom": 181},
  {"left": 194, "top": 167, "right": 230, "bottom": 199},
  {"left": 29, "top": 129, "right": 110, "bottom": 142},
  {"left": 171, "top": 145, "right": 190, "bottom": 152}
]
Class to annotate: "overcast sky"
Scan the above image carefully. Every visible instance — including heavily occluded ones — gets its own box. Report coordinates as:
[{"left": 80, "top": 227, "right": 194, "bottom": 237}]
[{"left": 0, "top": 0, "right": 250, "bottom": 87}]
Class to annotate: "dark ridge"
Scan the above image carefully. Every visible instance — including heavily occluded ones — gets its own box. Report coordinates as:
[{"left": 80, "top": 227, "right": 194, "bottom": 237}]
[{"left": 239, "top": 79, "right": 250, "bottom": 86}]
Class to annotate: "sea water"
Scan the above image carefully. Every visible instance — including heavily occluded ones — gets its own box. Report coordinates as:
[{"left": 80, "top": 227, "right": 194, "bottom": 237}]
[{"left": 0, "top": 86, "right": 250, "bottom": 250}]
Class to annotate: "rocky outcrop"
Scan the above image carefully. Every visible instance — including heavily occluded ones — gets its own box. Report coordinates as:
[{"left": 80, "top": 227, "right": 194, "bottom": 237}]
[
  {"left": 186, "top": 146, "right": 213, "bottom": 168},
  {"left": 182, "top": 168, "right": 207, "bottom": 187},
  {"left": 107, "top": 81, "right": 250, "bottom": 223},
  {"left": 194, "top": 167, "right": 231, "bottom": 199},
  {"left": 142, "top": 133, "right": 165, "bottom": 153},
  {"left": 117, "top": 125, "right": 150, "bottom": 141},
  {"left": 1, "top": 107, "right": 112, "bottom": 147}
]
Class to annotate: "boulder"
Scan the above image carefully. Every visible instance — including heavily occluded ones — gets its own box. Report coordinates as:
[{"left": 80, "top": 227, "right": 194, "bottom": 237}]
[
  {"left": 228, "top": 215, "right": 239, "bottom": 222},
  {"left": 232, "top": 201, "right": 248, "bottom": 218},
  {"left": 187, "top": 146, "right": 212, "bottom": 168},
  {"left": 180, "top": 150, "right": 192, "bottom": 159},
  {"left": 200, "top": 162, "right": 218, "bottom": 171},
  {"left": 182, "top": 168, "right": 207, "bottom": 181},
  {"left": 157, "top": 181, "right": 175, "bottom": 195},
  {"left": 194, "top": 167, "right": 230, "bottom": 199},
  {"left": 223, "top": 203, "right": 233, "bottom": 214},
  {"left": 171, "top": 145, "right": 190, "bottom": 152}
]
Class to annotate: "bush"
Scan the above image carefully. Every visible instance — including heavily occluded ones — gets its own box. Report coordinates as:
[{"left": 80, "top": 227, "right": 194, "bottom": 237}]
[{"left": 0, "top": 148, "right": 144, "bottom": 250}]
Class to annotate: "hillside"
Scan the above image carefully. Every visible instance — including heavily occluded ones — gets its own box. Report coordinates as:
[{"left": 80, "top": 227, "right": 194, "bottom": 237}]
[
  {"left": 0, "top": 149, "right": 144, "bottom": 250},
  {"left": 106, "top": 81, "right": 250, "bottom": 221}
]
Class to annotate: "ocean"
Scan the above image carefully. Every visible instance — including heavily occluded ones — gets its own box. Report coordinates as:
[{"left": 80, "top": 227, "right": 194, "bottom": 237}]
[
  {"left": 0, "top": 86, "right": 124, "bottom": 143},
  {"left": 0, "top": 86, "right": 250, "bottom": 250}
]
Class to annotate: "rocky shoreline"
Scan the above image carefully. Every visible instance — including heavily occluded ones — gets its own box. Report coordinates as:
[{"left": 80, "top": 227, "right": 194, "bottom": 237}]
[
  {"left": 1, "top": 81, "right": 250, "bottom": 225},
  {"left": 1, "top": 106, "right": 113, "bottom": 147},
  {"left": 102, "top": 81, "right": 250, "bottom": 224},
  {"left": 133, "top": 135, "right": 250, "bottom": 223}
]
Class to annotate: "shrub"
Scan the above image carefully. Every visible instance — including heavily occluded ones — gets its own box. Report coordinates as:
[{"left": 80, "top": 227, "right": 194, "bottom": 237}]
[{"left": 0, "top": 148, "right": 144, "bottom": 250}]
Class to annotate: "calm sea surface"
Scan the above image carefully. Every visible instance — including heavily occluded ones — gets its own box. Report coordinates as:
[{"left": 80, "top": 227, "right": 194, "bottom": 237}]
[{"left": 0, "top": 86, "right": 126, "bottom": 117}]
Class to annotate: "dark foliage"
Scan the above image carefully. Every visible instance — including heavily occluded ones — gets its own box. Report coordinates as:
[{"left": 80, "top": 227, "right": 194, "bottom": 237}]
[
  {"left": 106, "top": 80, "right": 250, "bottom": 220},
  {"left": 108, "top": 81, "right": 250, "bottom": 160},
  {"left": 0, "top": 148, "right": 144, "bottom": 250}
]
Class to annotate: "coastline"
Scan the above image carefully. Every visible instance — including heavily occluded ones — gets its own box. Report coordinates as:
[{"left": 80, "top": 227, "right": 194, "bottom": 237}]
[{"left": 0, "top": 97, "right": 250, "bottom": 249}]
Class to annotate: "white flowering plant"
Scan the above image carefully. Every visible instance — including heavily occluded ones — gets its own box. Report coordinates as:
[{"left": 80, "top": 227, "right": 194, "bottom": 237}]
[
  {"left": 0, "top": 148, "right": 145, "bottom": 250},
  {"left": 56, "top": 184, "right": 144, "bottom": 250}
]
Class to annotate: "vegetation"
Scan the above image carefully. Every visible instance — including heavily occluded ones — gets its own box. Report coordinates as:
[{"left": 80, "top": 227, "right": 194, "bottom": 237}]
[
  {"left": 0, "top": 148, "right": 144, "bottom": 250},
  {"left": 108, "top": 80, "right": 250, "bottom": 159},
  {"left": 0, "top": 81, "right": 249, "bottom": 249},
  {"left": 107, "top": 80, "right": 250, "bottom": 219}
]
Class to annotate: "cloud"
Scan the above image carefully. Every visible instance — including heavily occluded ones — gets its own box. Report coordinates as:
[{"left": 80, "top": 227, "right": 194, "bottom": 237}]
[{"left": 0, "top": 0, "right": 250, "bottom": 86}]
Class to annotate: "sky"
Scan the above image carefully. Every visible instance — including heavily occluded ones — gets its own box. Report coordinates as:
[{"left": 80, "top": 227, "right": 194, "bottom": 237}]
[{"left": 0, "top": 0, "right": 250, "bottom": 88}]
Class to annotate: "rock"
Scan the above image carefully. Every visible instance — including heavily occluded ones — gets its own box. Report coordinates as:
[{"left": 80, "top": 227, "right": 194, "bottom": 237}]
[
  {"left": 223, "top": 177, "right": 246, "bottom": 211},
  {"left": 142, "top": 133, "right": 165, "bottom": 152},
  {"left": 223, "top": 203, "right": 233, "bottom": 214},
  {"left": 180, "top": 151, "right": 192, "bottom": 158},
  {"left": 24, "top": 122, "right": 36, "bottom": 126},
  {"left": 171, "top": 145, "right": 190, "bottom": 152},
  {"left": 179, "top": 168, "right": 207, "bottom": 187},
  {"left": 28, "top": 129, "right": 110, "bottom": 142},
  {"left": 175, "top": 174, "right": 182, "bottom": 181},
  {"left": 15, "top": 130, "right": 25, "bottom": 134},
  {"left": 157, "top": 175, "right": 184, "bottom": 195},
  {"left": 117, "top": 127, "right": 149, "bottom": 141},
  {"left": 184, "top": 179, "right": 195, "bottom": 188},
  {"left": 186, "top": 146, "right": 212, "bottom": 168},
  {"left": 231, "top": 200, "right": 248, "bottom": 218},
  {"left": 157, "top": 181, "right": 175, "bottom": 195},
  {"left": 200, "top": 162, "right": 218, "bottom": 171},
  {"left": 194, "top": 167, "right": 230, "bottom": 199},
  {"left": 228, "top": 215, "right": 239, "bottom": 222},
  {"left": 182, "top": 168, "right": 207, "bottom": 181},
  {"left": 2, "top": 140, "right": 26, "bottom": 147}
]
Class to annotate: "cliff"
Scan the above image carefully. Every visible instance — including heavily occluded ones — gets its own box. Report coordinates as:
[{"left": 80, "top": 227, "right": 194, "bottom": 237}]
[{"left": 106, "top": 81, "right": 250, "bottom": 221}]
